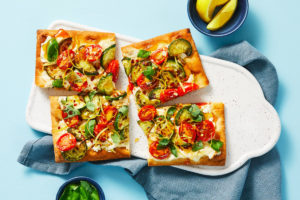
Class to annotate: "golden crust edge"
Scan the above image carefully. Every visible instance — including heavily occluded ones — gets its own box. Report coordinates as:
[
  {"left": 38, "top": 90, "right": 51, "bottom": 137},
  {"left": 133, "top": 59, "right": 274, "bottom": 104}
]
[{"left": 49, "top": 96, "right": 130, "bottom": 163}]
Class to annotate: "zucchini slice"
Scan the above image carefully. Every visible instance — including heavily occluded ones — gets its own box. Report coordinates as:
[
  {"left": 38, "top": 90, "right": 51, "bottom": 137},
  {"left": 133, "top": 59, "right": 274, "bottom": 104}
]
[
  {"left": 114, "top": 112, "right": 129, "bottom": 132},
  {"left": 131, "top": 64, "right": 142, "bottom": 84},
  {"left": 61, "top": 141, "right": 87, "bottom": 161},
  {"left": 122, "top": 57, "right": 132, "bottom": 77},
  {"left": 101, "top": 44, "right": 116, "bottom": 69},
  {"left": 149, "top": 88, "right": 162, "bottom": 100},
  {"left": 163, "top": 59, "right": 186, "bottom": 80},
  {"left": 58, "top": 37, "right": 72, "bottom": 54},
  {"left": 135, "top": 90, "right": 160, "bottom": 107},
  {"left": 44, "top": 64, "right": 64, "bottom": 80},
  {"left": 66, "top": 96, "right": 86, "bottom": 110},
  {"left": 138, "top": 120, "right": 154, "bottom": 135},
  {"left": 105, "top": 91, "right": 127, "bottom": 101},
  {"left": 80, "top": 96, "right": 101, "bottom": 119},
  {"left": 98, "top": 73, "right": 114, "bottom": 95},
  {"left": 76, "top": 60, "right": 98, "bottom": 75},
  {"left": 168, "top": 38, "right": 193, "bottom": 57},
  {"left": 175, "top": 106, "right": 192, "bottom": 126}
]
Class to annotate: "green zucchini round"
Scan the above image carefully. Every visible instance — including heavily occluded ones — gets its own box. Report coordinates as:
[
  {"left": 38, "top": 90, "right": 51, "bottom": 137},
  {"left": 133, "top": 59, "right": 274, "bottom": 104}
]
[
  {"left": 44, "top": 64, "right": 64, "bottom": 80},
  {"left": 122, "top": 57, "right": 132, "bottom": 77},
  {"left": 168, "top": 38, "right": 192, "bottom": 57},
  {"left": 61, "top": 141, "right": 87, "bottom": 161},
  {"left": 101, "top": 44, "right": 116, "bottom": 69}
]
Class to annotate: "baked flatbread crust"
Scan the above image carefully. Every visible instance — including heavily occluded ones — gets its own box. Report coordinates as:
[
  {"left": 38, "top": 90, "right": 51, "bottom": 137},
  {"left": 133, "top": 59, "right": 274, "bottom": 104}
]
[
  {"left": 49, "top": 96, "right": 130, "bottom": 163},
  {"left": 148, "top": 103, "right": 226, "bottom": 166},
  {"left": 36, "top": 30, "right": 116, "bottom": 88},
  {"left": 121, "top": 28, "right": 209, "bottom": 88}
]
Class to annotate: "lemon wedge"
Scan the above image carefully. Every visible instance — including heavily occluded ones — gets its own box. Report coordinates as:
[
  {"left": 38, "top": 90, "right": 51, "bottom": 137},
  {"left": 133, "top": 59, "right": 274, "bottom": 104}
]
[
  {"left": 207, "top": 0, "right": 238, "bottom": 31},
  {"left": 196, "top": 0, "right": 230, "bottom": 23}
]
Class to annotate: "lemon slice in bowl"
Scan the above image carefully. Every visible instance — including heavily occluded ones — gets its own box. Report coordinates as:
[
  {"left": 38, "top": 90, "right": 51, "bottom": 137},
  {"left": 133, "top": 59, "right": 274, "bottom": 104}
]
[
  {"left": 207, "top": 0, "right": 238, "bottom": 31},
  {"left": 196, "top": 0, "right": 230, "bottom": 23}
]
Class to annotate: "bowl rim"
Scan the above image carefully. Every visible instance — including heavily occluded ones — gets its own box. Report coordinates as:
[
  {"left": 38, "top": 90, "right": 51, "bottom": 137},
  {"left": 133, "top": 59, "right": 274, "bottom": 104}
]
[
  {"left": 56, "top": 176, "right": 105, "bottom": 200},
  {"left": 187, "top": 0, "right": 249, "bottom": 37}
]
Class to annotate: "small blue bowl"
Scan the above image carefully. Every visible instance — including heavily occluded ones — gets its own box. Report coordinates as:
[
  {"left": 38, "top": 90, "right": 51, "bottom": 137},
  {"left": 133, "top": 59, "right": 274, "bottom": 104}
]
[
  {"left": 56, "top": 176, "right": 105, "bottom": 200},
  {"left": 187, "top": 0, "right": 249, "bottom": 37}
]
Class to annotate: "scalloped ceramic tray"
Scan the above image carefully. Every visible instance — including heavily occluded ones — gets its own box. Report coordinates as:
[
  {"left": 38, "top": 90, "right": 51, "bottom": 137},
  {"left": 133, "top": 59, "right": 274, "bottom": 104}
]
[{"left": 26, "top": 20, "right": 281, "bottom": 176}]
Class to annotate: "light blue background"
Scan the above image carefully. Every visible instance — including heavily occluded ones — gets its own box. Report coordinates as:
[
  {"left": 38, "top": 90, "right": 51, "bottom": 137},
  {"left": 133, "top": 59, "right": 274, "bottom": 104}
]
[{"left": 0, "top": 0, "right": 299, "bottom": 199}]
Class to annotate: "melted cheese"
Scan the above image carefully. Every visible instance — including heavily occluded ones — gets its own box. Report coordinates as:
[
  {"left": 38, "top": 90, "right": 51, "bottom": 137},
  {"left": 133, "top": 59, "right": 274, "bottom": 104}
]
[{"left": 98, "top": 39, "right": 115, "bottom": 50}]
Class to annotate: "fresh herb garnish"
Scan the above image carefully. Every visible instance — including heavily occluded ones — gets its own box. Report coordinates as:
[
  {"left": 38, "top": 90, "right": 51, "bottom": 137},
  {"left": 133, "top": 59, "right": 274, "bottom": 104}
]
[
  {"left": 166, "top": 107, "right": 176, "bottom": 120},
  {"left": 63, "top": 105, "right": 80, "bottom": 119},
  {"left": 157, "top": 138, "right": 170, "bottom": 149},
  {"left": 143, "top": 66, "right": 155, "bottom": 80},
  {"left": 209, "top": 140, "right": 223, "bottom": 152},
  {"left": 169, "top": 143, "right": 178, "bottom": 157},
  {"left": 111, "top": 132, "right": 121, "bottom": 144},
  {"left": 47, "top": 38, "right": 58, "bottom": 62},
  {"left": 192, "top": 141, "right": 204, "bottom": 152},
  {"left": 52, "top": 79, "right": 63, "bottom": 88},
  {"left": 189, "top": 104, "right": 203, "bottom": 122},
  {"left": 137, "top": 49, "right": 151, "bottom": 58},
  {"left": 86, "top": 102, "right": 95, "bottom": 112},
  {"left": 59, "top": 181, "right": 100, "bottom": 200},
  {"left": 84, "top": 120, "right": 96, "bottom": 139}
]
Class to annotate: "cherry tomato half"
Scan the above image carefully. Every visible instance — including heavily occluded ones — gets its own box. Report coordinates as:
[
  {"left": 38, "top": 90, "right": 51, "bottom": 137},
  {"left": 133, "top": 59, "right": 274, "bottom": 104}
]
[
  {"left": 137, "top": 74, "right": 158, "bottom": 91},
  {"left": 85, "top": 44, "right": 103, "bottom": 62},
  {"left": 160, "top": 89, "right": 179, "bottom": 103},
  {"left": 177, "top": 83, "right": 199, "bottom": 96},
  {"left": 56, "top": 133, "right": 77, "bottom": 151},
  {"left": 55, "top": 29, "right": 70, "bottom": 38},
  {"left": 106, "top": 60, "right": 119, "bottom": 82},
  {"left": 179, "top": 122, "right": 196, "bottom": 144},
  {"left": 149, "top": 141, "right": 171, "bottom": 160},
  {"left": 94, "top": 116, "right": 108, "bottom": 134},
  {"left": 62, "top": 111, "right": 79, "bottom": 128},
  {"left": 57, "top": 49, "right": 75, "bottom": 70},
  {"left": 138, "top": 105, "right": 157, "bottom": 121},
  {"left": 195, "top": 120, "right": 215, "bottom": 142},
  {"left": 196, "top": 102, "right": 208, "bottom": 107},
  {"left": 103, "top": 106, "right": 118, "bottom": 124},
  {"left": 150, "top": 47, "right": 168, "bottom": 65},
  {"left": 69, "top": 72, "right": 88, "bottom": 92}
]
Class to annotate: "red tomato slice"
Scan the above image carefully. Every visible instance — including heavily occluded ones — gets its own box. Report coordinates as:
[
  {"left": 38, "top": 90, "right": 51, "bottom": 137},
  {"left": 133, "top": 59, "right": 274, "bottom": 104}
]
[
  {"left": 94, "top": 116, "right": 108, "bottom": 134},
  {"left": 106, "top": 60, "right": 119, "bottom": 82},
  {"left": 149, "top": 141, "right": 171, "bottom": 160},
  {"left": 85, "top": 44, "right": 103, "bottom": 62},
  {"left": 62, "top": 111, "right": 79, "bottom": 128},
  {"left": 196, "top": 102, "right": 208, "bottom": 107},
  {"left": 160, "top": 89, "right": 179, "bottom": 103},
  {"left": 138, "top": 105, "right": 157, "bottom": 121},
  {"left": 69, "top": 72, "right": 88, "bottom": 92},
  {"left": 103, "top": 106, "right": 118, "bottom": 124},
  {"left": 57, "top": 49, "right": 75, "bottom": 70},
  {"left": 177, "top": 83, "right": 199, "bottom": 96},
  {"left": 179, "top": 122, "right": 196, "bottom": 144},
  {"left": 56, "top": 133, "right": 77, "bottom": 151},
  {"left": 195, "top": 120, "right": 215, "bottom": 142},
  {"left": 150, "top": 47, "right": 168, "bottom": 65},
  {"left": 127, "top": 79, "right": 134, "bottom": 93},
  {"left": 55, "top": 29, "right": 70, "bottom": 38},
  {"left": 137, "top": 74, "right": 158, "bottom": 91}
]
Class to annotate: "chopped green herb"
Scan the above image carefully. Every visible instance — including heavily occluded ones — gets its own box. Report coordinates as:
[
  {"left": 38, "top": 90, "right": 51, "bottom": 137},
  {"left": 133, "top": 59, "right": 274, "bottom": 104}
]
[
  {"left": 111, "top": 132, "right": 121, "bottom": 144},
  {"left": 59, "top": 181, "right": 100, "bottom": 200},
  {"left": 189, "top": 104, "right": 201, "bottom": 118},
  {"left": 47, "top": 38, "right": 58, "bottom": 62},
  {"left": 84, "top": 120, "right": 96, "bottom": 139},
  {"left": 157, "top": 138, "right": 170, "bottom": 149},
  {"left": 169, "top": 144, "right": 178, "bottom": 157},
  {"left": 52, "top": 79, "right": 63, "bottom": 88},
  {"left": 137, "top": 49, "right": 151, "bottom": 58},
  {"left": 192, "top": 141, "right": 204, "bottom": 152},
  {"left": 143, "top": 66, "right": 155, "bottom": 80},
  {"left": 63, "top": 105, "right": 80, "bottom": 119},
  {"left": 209, "top": 140, "right": 223, "bottom": 152},
  {"left": 166, "top": 107, "right": 177, "bottom": 120}
]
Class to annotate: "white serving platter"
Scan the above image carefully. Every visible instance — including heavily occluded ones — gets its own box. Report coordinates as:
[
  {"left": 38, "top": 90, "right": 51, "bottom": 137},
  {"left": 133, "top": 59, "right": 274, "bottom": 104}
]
[{"left": 26, "top": 20, "right": 281, "bottom": 176}]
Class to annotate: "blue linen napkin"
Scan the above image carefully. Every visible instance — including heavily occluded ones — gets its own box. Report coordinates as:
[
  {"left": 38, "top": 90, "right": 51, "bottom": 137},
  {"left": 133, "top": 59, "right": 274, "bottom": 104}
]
[{"left": 18, "top": 41, "right": 281, "bottom": 200}]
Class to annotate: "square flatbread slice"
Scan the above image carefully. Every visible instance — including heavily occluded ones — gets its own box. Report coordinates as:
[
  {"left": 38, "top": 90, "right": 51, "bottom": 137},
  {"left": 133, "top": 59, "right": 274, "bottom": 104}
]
[
  {"left": 36, "top": 29, "right": 116, "bottom": 93},
  {"left": 137, "top": 102, "right": 225, "bottom": 166},
  {"left": 121, "top": 28, "right": 209, "bottom": 109},
  {"left": 50, "top": 91, "right": 130, "bottom": 163}
]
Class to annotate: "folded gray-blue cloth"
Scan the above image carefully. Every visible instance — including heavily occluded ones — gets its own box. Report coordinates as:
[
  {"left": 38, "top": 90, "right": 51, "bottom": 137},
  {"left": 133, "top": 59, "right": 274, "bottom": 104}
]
[{"left": 18, "top": 41, "right": 281, "bottom": 200}]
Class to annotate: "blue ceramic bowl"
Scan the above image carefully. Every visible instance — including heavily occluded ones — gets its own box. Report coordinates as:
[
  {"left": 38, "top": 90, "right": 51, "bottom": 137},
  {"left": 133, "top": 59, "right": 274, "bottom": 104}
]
[
  {"left": 187, "top": 0, "right": 249, "bottom": 37},
  {"left": 56, "top": 176, "right": 105, "bottom": 200}
]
